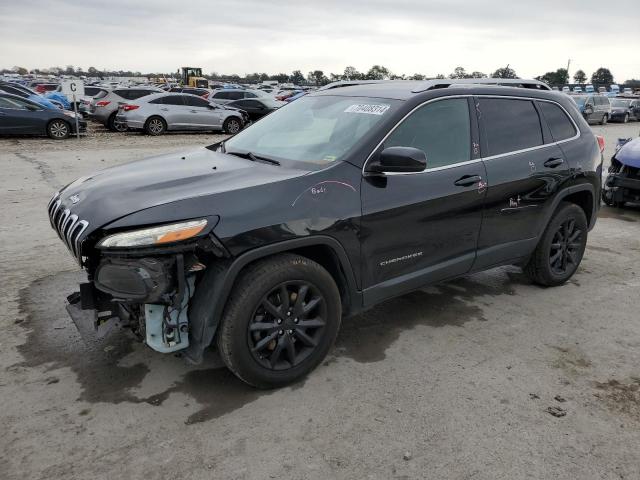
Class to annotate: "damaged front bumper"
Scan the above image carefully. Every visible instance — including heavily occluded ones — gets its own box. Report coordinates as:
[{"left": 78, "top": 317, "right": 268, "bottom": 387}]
[
  {"left": 603, "top": 173, "right": 640, "bottom": 204},
  {"left": 65, "top": 252, "right": 207, "bottom": 359}
]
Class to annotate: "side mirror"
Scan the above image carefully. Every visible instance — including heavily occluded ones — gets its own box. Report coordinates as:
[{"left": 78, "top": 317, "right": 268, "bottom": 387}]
[{"left": 366, "top": 146, "right": 427, "bottom": 174}]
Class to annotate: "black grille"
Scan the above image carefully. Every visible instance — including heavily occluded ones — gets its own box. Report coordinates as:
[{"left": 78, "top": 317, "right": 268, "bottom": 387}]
[{"left": 47, "top": 192, "right": 89, "bottom": 264}]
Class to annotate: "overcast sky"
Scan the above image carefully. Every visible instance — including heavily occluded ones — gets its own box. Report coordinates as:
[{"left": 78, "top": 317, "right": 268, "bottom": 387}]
[{"left": 1, "top": 0, "right": 638, "bottom": 81}]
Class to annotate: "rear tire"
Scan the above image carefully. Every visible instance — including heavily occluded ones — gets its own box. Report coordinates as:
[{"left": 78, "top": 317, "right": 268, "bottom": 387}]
[
  {"left": 47, "top": 119, "right": 70, "bottom": 140},
  {"left": 623, "top": 113, "right": 629, "bottom": 123},
  {"left": 223, "top": 116, "right": 242, "bottom": 134},
  {"left": 108, "top": 112, "right": 127, "bottom": 132},
  {"left": 524, "top": 202, "right": 588, "bottom": 287},
  {"left": 145, "top": 116, "right": 166, "bottom": 136},
  {"left": 217, "top": 254, "right": 341, "bottom": 388}
]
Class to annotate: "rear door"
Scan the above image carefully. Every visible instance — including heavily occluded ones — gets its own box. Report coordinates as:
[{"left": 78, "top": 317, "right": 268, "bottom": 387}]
[
  {"left": 360, "top": 97, "right": 486, "bottom": 303},
  {"left": 157, "top": 95, "right": 189, "bottom": 128},
  {"left": 474, "top": 96, "right": 573, "bottom": 270}
]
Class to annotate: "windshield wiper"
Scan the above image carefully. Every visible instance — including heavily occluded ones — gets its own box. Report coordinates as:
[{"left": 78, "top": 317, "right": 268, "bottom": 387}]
[{"left": 226, "top": 150, "right": 280, "bottom": 166}]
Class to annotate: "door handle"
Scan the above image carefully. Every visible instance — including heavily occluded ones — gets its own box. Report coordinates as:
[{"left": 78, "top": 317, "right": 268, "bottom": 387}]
[
  {"left": 454, "top": 175, "right": 482, "bottom": 187},
  {"left": 544, "top": 157, "right": 564, "bottom": 168},
  {"left": 190, "top": 110, "right": 198, "bottom": 113},
  {"left": 160, "top": 108, "right": 169, "bottom": 111}
]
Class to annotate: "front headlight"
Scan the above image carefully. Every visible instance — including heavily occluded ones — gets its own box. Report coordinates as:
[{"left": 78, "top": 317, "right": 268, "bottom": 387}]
[{"left": 98, "top": 219, "right": 208, "bottom": 248}]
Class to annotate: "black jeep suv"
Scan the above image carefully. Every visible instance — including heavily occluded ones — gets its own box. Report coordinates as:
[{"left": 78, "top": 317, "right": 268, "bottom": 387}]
[{"left": 48, "top": 79, "right": 602, "bottom": 388}]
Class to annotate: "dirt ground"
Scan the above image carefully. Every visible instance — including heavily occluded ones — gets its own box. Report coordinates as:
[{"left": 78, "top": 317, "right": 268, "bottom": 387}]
[{"left": 1, "top": 122, "right": 640, "bottom": 480}]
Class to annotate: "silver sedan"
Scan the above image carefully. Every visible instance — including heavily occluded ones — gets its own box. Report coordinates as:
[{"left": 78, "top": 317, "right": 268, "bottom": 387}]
[{"left": 115, "top": 92, "right": 247, "bottom": 135}]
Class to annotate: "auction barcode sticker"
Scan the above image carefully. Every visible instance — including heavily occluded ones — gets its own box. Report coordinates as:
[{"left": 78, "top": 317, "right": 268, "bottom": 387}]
[{"left": 344, "top": 104, "right": 390, "bottom": 115}]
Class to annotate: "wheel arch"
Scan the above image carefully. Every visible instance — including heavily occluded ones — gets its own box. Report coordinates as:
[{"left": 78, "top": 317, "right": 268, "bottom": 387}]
[
  {"left": 185, "top": 236, "right": 361, "bottom": 364},
  {"left": 544, "top": 184, "right": 597, "bottom": 233}
]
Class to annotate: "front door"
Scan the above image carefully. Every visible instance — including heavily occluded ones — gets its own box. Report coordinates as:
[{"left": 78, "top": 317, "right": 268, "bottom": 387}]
[
  {"left": 360, "top": 97, "right": 486, "bottom": 305},
  {"left": 183, "top": 95, "right": 222, "bottom": 129}
]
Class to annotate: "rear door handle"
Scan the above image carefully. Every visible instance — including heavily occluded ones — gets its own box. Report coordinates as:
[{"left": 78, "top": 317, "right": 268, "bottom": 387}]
[
  {"left": 454, "top": 174, "right": 482, "bottom": 187},
  {"left": 190, "top": 110, "right": 198, "bottom": 113},
  {"left": 544, "top": 157, "right": 564, "bottom": 168}
]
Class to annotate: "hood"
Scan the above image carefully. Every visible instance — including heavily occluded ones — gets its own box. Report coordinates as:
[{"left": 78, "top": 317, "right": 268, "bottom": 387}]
[
  {"left": 55, "top": 147, "right": 309, "bottom": 232},
  {"left": 616, "top": 138, "right": 640, "bottom": 169}
]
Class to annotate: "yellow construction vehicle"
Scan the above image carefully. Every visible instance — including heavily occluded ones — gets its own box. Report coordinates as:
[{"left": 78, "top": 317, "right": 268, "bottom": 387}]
[{"left": 181, "top": 67, "right": 208, "bottom": 88}]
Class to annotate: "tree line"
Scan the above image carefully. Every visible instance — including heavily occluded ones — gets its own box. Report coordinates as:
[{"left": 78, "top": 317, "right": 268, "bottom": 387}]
[
  {"left": 2, "top": 64, "right": 636, "bottom": 88},
  {"left": 1, "top": 64, "right": 518, "bottom": 86}
]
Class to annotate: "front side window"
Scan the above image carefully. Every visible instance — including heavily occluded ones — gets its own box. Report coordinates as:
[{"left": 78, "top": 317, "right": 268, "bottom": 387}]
[
  {"left": 224, "top": 95, "right": 401, "bottom": 169},
  {"left": 538, "top": 102, "right": 577, "bottom": 142},
  {"left": 478, "top": 98, "right": 543, "bottom": 156},
  {"left": 383, "top": 98, "right": 471, "bottom": 169}
]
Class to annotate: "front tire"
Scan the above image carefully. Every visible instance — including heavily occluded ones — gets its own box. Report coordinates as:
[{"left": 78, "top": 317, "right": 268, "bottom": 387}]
[
  {"left": 623, "top": 113, "right": 629, "bottom": 123},
  {"left": 145, "top": 116, "right": 166, "bottom": 136},
  {"left": 524, "top": 202, "right": 588, "bottom": 287},
  {"left": 600, "top": 114, "right": 608, "bottom": 125},
  {"left": 217, "top": 254, "right": 341, "bottom": 388},
  {"left": 47, "top": 119, "right": 70, "bottom": 139}
]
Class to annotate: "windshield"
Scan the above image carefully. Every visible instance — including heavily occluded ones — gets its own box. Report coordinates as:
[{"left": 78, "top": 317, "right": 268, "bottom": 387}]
[
  {"left": 224, "top": 95, "right": 400, "bottom": 167},
  {"left": 611, "top": 99, "right": 631, "bottom": 108}
]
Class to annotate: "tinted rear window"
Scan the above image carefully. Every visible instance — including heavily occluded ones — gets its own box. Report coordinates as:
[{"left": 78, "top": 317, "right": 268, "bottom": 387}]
[
  {"left": 538, "top": 102, "right": 577, "bottom": 142},
  {"left": 183, "top": 95, "right": 209, "bottom": 107},
  {"left": 213, "top": 91, "right": 230, "bottom": 99},
  {"left": 478, "top": 98, "right": 543, "bottom": 156}
]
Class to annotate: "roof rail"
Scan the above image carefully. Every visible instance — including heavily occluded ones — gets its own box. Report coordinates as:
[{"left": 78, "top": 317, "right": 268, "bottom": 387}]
[
  {"left": 319, "top": 78, "right": 551, "bottom": 92},
  {"left": 412, "top": 78, "right": 551, "bottom": 92}
]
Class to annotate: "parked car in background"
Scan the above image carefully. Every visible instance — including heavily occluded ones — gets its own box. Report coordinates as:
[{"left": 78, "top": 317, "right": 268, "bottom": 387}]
[
  {"left": 623, "top": 88, "right": 633, "bottom": 95},
  {"left": 208, "top": 89, "right": 268, "bottom": 104},
  {"left": 76, "top": 86, "right": 110, "bottom": 116},
  {"left": 609, "top": 98, "right": 640, "bottom": 123},
  {"left": 585, "top": 85, "right": 594, "bottom": 93},
  {"left": 571, "top": 94, "right": 611, "bottom": 124},
  {"left": 0, "top": 82, "right": 62, "bottom": 110},
  {"left": 0, "top": 92, "right": 86, "bottom": 139},
  {"left": 225, "top": 97, "right": 286, "bottom": 121},
  {"left": 89, "top": 86, "right": 163, "bottom": 131},
  {"left": 562, "top": 86, "right": 570, "bottom": 93},
  {"left": 32, "top": 82, "right": 59, "bottom": 94},
  {"left": 602, "top": 136, "right": 640, "bottom": 207},
  {"left": 285, "top": 91, "right": 307, "bottom": 102},
  {"left": 573, "top": 86, "right": 583, "bottom": 93},
  {"left": 114, "top": 92, "right": 246, "bottom": 135},
  {"left": 598, "top": 86, "right": 607, "bottom": 93},
  {"left": 169, "top": 87, "right": 211, "bottom": 98}
]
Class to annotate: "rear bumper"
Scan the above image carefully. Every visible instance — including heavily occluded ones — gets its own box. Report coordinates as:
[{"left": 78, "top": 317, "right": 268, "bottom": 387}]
[{"left": 115, "top": 115, "right": 144, "bottom": 129}]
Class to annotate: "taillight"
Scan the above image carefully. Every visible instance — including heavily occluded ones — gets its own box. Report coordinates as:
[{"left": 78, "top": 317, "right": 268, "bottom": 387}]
[
  {"left": 596, "top": 135, "right": 605, "bottom": 153},
  {"left": 95, "top": 101, "right": 111, "bottom": 107},
  {"left": 35, "top": 85, "right": 45, "bottom": 93},
  {"left": 122, "top": 104, "right": 139, "bottom": 111}
]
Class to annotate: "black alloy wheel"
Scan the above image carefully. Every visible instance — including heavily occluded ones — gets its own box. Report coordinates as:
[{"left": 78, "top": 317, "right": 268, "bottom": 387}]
[
  {"left": 548, "top": 218, "right": 583, "bottom": 276},
  {"left": 248, "top": 281, "right": 327, "bottom": 371},
  {"left": 216, "top": 253, "right": 341, "bottom": 388}
]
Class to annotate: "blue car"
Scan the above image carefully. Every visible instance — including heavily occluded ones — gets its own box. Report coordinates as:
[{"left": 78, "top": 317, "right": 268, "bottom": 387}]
[
  {"left": 45, "top": 91, "right": 71, "bottom": 109},
  {"left": 602, "top": 137, "right": 640, "bottom": 207}
]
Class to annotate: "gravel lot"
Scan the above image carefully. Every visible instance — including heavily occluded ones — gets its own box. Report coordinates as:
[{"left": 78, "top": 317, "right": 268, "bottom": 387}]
[{"left": 1, "top": 122, "right": 640, "bottom": 480}]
